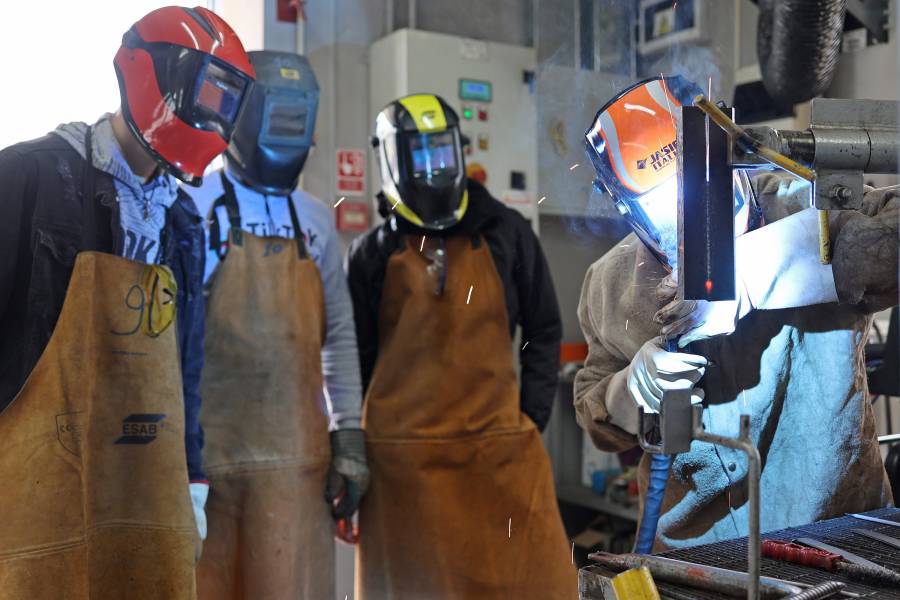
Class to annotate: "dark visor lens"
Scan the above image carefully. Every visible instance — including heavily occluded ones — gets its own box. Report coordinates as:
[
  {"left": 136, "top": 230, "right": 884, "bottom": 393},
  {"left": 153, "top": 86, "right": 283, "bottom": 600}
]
[
  {"left": 195, "top": 60, "right": 247, "bottom": 124},
  {"left": 267, "top": 103, "right": 309, "bottom": 138},
  {"left": 407, "top": 131, "right": 458, "bottom": 180}
]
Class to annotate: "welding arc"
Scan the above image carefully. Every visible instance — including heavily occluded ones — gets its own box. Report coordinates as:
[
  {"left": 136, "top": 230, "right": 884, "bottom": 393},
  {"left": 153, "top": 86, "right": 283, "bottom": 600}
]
[{"left": 692, "top": 95, "right": 814, "bottom": 182}]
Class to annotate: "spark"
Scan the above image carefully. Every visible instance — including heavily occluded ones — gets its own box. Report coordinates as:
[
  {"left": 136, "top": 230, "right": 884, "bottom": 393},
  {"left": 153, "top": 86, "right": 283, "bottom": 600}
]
[
  {"left": 638, "top": 262, "right": 645, "bottom": 266},
  {"left": 508, "top": 517, "right": 512, "bottom": 538},
  {"left": 625, "top": 319, "right": 629, "bottom": 331},
  {"left": 334, "top": 196, "right": 346, "bottom": 208},
  {"left": 620, "top": 244, "right": 631, "bottom": 248},
  {"left": 569, "top": 163, "right": 580, "bottom": 171},
  {"left": 391, "top": 198, "right": 400, "bottom": 210},
  {"left": 522, "top": 341, "right": 530, "bottom": 350},
  {"left": 420, "top": 235, "right": 426, "bottom": 252},
  {"left": 571, "top": 541, "right": 575, "bottom": 564},
  {"left": 466, "top": 285, "right": 474, "bottom": 305},
  {"left": 538, "top": 196, "right": 546, "bottom": 204},
  {"left": 659, "top": 75, "right": 678, "bottom": 133}
]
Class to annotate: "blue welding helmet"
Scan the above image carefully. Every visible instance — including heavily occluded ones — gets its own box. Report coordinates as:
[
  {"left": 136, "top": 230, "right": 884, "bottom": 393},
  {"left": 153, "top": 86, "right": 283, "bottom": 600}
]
[
  {"left": 585, "top": 75, "right": 702, "bottom": 269},
  {"left": 224, "top": 51, "right": 319, "bottom": 196}
]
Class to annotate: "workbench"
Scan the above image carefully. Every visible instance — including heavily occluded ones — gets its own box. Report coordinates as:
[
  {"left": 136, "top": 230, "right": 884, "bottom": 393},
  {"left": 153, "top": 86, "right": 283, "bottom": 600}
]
[{"left": 579, "top": 507, "right": 900, "bottom": 599}]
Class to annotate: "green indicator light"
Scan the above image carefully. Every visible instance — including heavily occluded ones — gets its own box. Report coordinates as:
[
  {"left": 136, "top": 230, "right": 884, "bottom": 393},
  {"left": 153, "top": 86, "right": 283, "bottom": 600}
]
[{"left": 463, "top": 108, "right": 473, "bottom": 120}]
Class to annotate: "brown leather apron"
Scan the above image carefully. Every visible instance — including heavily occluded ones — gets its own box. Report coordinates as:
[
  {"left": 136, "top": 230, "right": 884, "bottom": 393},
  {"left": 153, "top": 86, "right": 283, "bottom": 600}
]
[
  {"left": 356, "top": 235, "right": 576, "bottom": 599},
  {"left": 0, "top": 128, "right": 197, "bottom": 599},
  {"left": 197, "top": 184, "right": 333, "bottom": 600}
]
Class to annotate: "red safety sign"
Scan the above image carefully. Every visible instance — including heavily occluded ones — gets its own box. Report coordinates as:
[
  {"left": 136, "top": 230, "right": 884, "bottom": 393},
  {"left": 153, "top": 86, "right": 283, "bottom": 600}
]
[{"left": 337, "top": 148, "right": 366, "bottom": 196}]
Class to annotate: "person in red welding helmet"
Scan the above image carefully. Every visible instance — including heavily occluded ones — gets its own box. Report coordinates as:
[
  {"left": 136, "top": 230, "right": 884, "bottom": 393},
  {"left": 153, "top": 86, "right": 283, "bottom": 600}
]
[
  {"left": 0, "top": 6, "right": 253, "bottom": 595},
  {"left": 575, "top": 75, "right": 899, "bottom": 551}
]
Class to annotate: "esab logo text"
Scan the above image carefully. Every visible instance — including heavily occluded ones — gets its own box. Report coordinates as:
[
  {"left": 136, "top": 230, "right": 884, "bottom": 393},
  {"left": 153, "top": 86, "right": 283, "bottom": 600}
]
[{"left": 115, "top": 414, "right": 167, "bottom": 445}]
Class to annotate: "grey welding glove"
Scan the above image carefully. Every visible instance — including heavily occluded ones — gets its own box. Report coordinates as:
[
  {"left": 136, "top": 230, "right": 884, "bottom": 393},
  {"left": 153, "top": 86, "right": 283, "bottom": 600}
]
[{"left": 324, "top": 428, "right": 370, "bottom": 519}]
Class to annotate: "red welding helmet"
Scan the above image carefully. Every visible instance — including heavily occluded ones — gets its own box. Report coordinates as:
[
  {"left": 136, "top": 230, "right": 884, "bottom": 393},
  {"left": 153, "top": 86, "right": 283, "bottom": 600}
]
[{"left": 114, "top": 6, "right": 255, "bottom": 186}]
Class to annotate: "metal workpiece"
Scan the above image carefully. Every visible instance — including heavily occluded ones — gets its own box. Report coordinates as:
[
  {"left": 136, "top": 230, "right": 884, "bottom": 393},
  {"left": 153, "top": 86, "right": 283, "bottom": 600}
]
[
  {"left": 677, "top": 105, "right": 737, "bottom": 302},
  {"left": 693, "top": 412, "right": 762, "bottom": 600},
  {"left": 850, "top": 528, "right": 900, "bottom": 551},
  {"left": 587, "top": 552, "right": 803, "bottom": 599},
  {"left": 782, "top": 581, "right": 847, "bottom": 600}
]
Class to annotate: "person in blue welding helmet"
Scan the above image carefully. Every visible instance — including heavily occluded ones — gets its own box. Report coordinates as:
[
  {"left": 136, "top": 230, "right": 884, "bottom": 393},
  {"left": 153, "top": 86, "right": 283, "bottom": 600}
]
[
  {"left": 574, "top": 75, "right": 899, "bottom": 551},
  {"left": 187, "top": 51, "right": 367, "bottom": 599}
]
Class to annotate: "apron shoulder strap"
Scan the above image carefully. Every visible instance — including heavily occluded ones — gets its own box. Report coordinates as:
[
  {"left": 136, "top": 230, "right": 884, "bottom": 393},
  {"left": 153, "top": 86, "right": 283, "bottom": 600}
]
[
  {"left": 286, "top": 194, "right": 309, "bottom": 259},
  {"left": 218, "top": 170, "right": 244, "bottom": 247}
]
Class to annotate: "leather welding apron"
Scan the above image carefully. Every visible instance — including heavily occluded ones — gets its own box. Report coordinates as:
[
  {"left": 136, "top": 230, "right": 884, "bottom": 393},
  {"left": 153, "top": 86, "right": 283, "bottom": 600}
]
[
  {"left": 356, "top": 235, "right": 576, "bottom": 600},
  {"left": 0, "top": 252, "right": 198, "bottom": 599},
  {"left": 197, "top": 187, "right": 333, "bottom": 600}
]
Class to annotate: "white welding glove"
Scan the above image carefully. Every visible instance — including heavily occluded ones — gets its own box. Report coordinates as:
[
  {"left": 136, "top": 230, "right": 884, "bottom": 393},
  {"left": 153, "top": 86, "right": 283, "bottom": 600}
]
[
  {"left": 189, "top": 482, "right": 209, "bottom": 541},
  {"left": 605, "top": 337, "right": 706, "bottom": 435},
  {"left": 659, "top": 207, "right": 838, "bottom": 348}
]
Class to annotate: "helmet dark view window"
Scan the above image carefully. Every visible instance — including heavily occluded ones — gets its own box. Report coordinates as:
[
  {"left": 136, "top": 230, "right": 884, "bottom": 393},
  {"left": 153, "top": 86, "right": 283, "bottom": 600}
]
[
  {"left": 266, "top": 103, "right": 310, "bottom": 139},
  {"left": 408, "top": 131, "right": 458, "bottom": 180},
  {"left": 194, "top": 60, "right": 247, "bottom": 124}
]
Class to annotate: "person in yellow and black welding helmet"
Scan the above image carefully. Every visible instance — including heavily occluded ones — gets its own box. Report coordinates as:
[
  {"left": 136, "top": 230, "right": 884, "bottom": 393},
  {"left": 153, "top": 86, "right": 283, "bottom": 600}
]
[{"left": 372, "top": 93, "right": 468, "bottom": 230}]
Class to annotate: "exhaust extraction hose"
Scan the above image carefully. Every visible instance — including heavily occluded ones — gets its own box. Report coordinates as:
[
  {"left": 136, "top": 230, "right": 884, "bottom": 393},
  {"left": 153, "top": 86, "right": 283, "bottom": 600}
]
[{"left": 757, "top": 0, "right": 846, "bottom": 106}]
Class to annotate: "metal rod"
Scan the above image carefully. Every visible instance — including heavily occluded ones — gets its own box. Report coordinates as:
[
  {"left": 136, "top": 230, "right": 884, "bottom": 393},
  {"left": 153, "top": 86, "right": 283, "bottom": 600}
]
[
  {"left": 589, "top": 552, "right": 802, "bottom": 598},
  {"left": 408, "top": 0, "right": 416, "bottom": 29},
  {"left": 694, "top": 414, "right": 761, "bottom": 600},
  {"left": 878, "top": 433, "right": 900, "bottom": 444}
]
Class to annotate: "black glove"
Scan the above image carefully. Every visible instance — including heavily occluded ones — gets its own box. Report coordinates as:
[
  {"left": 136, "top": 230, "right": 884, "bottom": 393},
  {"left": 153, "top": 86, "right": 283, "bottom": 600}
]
[{"left": 324, "top": 428, "right": 370, "bottom": 519}]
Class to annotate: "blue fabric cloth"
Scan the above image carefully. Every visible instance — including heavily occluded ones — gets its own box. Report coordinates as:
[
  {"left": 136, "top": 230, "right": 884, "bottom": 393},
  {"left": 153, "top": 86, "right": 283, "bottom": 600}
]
[
  {"left": 52, "top": 116, "right": 179, "bottom": 264},
  {"left": 190, "top": 170, "right": 363, "bottom": 430}
]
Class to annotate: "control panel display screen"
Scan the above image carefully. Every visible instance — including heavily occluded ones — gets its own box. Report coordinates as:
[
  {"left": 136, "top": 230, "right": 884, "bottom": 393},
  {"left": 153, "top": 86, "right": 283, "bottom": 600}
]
[{"left": 459, "top": 78, "right": 492, "bottom": 103}]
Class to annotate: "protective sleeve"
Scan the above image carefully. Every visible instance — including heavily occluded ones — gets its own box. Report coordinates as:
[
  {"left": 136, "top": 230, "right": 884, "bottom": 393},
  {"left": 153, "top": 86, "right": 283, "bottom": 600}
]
[
  {"left": 344, "top": 229, "right": 386, "bottom": 394},
  {"left": 830, "top": 185, "right": 900, "bottom": 313},
  {"left": 0, "top": 147, "right": 30, "bottom": 320},
  {"left": 513, "top": 218, "right": 563, "bottom": 431},
  {"left": 317, "top": 214, "right": 364, "bottom": 430},
  {"left": 573, "top": 262, "right": 640, "bottom": 452}
]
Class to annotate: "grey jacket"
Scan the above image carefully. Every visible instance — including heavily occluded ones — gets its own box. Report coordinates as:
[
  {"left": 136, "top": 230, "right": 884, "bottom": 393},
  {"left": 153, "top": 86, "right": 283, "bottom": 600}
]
[{"left": 575, "top": 174, "right": 898, "bottom": 549}]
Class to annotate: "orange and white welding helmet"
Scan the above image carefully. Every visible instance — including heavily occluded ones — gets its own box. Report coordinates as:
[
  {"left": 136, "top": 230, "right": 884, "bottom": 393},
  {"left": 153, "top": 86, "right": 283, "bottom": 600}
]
[{"left": 585, "top": 75, "right": 702, "bottom": 268}]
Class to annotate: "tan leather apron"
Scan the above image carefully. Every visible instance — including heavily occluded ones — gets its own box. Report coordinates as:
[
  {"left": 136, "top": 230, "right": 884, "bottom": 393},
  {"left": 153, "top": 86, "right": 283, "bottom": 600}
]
[
  {"left": 356, "top": 235, "right": 576, "bottom": 599},
  {"left": 197, "top": 183, "right": 334, "bottom": 600},
  {"left": 0, "top": 130, "right": 197, "bottom": 599}
]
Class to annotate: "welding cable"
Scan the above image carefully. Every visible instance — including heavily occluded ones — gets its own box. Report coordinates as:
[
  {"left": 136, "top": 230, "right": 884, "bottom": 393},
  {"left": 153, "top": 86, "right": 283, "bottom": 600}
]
[
  {"left": 693, "top": 95, "right": 831, "bottom": 264},
  {"left": 634, "top": 338, "right": 680, "bottom": 554},
  {"left": 635, "top": 454, "right": 670, "bottom": 554}
]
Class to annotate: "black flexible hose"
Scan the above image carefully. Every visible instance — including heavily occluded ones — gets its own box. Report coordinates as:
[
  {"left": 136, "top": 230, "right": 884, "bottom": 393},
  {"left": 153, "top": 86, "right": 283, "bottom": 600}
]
[{"left": 757, "top": 0, "right": 846, "bottom": 106}]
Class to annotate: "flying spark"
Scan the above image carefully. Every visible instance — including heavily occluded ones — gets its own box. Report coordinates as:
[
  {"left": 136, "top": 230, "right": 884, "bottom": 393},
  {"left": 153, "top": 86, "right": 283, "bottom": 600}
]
[
  {"left": 625, "top": 319, "right": 629, "bottom": 331},
  {"left": 334, "top": 196, "right": 346, "bottom": 207},
  {"left": 508, "top": 517, "right": 512, "bottom": 538},
  {"left": 420, "top": 235, "right": 426, "bottom": 252},
  {"left": 571, "top": 541, "right": 575, "bottom": 564},
  {"left": 569, "top": 163, "right": 580, "bottom": 171},
  {"left": 391, "top": 198, "right": 400, "bottom": 210},
  {"left": 638, "top": 262, "right": 645, "bottom": 267},
  {"left": 522, "top": 341, "right": 529, "bottom": 350},
  {"left": 466, "top": 285, "right": 474, "bottom": 305},
  {"left": 538, "top": 196, "right": 546, "bottom": 204}
]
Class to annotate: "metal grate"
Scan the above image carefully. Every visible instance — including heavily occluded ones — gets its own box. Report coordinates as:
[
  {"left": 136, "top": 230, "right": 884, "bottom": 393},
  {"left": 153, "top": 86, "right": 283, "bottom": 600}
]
[{"left": 655, "top": 508, "right": 900, "bottom": 599}]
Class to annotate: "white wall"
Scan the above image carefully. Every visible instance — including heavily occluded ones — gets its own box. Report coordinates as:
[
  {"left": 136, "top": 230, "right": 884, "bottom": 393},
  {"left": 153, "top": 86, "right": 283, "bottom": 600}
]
[{"left": 0, "top": 0, "right": 201, "bottom": 151}]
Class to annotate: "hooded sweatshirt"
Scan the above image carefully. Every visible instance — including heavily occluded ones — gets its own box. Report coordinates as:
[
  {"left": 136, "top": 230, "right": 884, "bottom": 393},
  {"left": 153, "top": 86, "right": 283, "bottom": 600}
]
[{"left": 52, "top": 114, "right": 178, "bottom": 264}]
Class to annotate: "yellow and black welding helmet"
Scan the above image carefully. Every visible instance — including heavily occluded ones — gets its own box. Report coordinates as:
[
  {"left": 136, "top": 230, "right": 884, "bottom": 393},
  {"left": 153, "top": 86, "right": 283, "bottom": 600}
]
[{"left": 373, "top": 94, "right": 468, "bottom": 230}]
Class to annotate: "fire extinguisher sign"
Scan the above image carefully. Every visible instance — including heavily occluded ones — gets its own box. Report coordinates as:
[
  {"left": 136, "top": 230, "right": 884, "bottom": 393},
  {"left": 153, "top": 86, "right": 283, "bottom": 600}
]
[{"left": 336, "top": 149, "right": 366, "bottom": 196}]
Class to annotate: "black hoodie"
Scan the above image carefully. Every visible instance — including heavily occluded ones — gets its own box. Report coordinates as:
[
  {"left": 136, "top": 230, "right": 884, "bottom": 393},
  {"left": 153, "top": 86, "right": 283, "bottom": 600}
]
[{"left": 345, "top": 180, "right": 562, "bottom": 430}]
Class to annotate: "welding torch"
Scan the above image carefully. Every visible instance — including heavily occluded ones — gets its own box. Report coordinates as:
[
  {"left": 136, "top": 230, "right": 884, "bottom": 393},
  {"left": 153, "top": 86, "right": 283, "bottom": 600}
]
[{"left": 692, "top": 96, "right": 830, "bottom": 265}]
